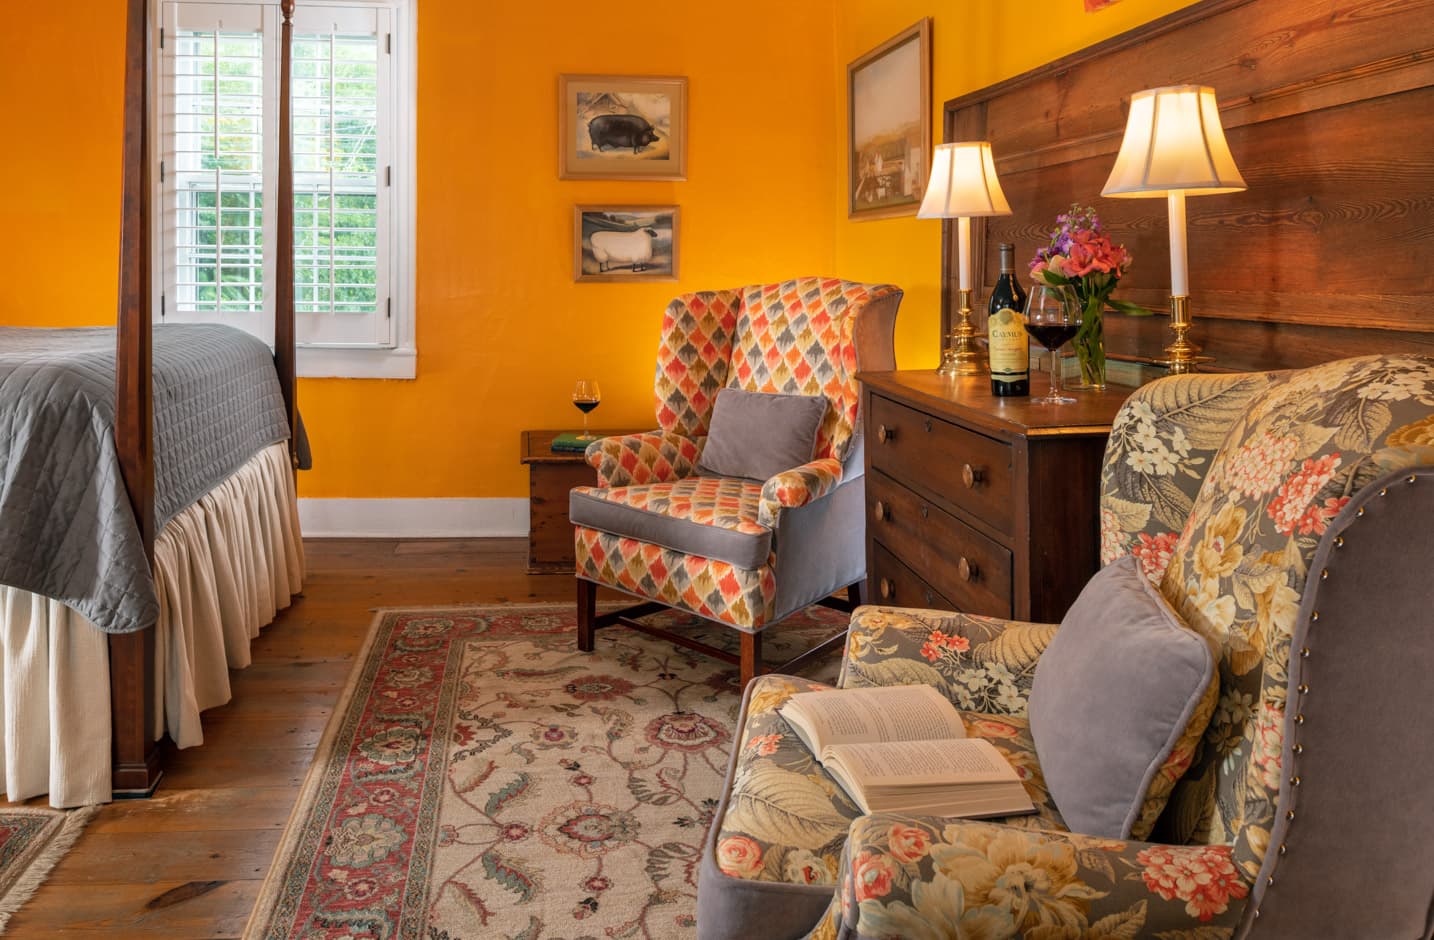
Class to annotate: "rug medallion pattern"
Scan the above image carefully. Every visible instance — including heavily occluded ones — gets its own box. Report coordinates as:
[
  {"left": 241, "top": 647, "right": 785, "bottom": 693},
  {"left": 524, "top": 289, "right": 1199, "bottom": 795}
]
[{"left": 248, "top": 604, "right": 842, "bottom": 940}]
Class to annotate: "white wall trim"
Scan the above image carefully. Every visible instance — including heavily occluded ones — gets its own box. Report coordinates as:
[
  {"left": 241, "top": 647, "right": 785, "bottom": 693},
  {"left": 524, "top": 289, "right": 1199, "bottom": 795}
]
[{"left": 299, "top": 498, "right": 529, "bottom": 538}]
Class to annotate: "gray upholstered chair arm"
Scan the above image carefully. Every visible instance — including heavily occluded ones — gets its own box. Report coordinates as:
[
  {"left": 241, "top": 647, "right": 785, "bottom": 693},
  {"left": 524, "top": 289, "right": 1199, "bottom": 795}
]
[
  {"left": 807, "top": 812, "right": 1248, "bottom": 940},
  {"left": 838, "top": 606, "right": 1057, "bottom": 717}
]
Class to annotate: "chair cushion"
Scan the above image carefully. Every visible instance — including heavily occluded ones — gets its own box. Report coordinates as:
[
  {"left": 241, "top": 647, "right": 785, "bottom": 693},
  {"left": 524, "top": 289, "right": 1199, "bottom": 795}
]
[
  {"left": 569, "top": 477, "right": 771, "bottom": 570},
  {"left": 696, "top": 388, "right": 828, "bottom": 482},
  {"left": 1029, "top": 555, "right": 1217, "bottom": 840},
  {"left": 574, "top": 527, "right": 776, "bottom": 630},
  {"left": 700, "top": 673, "right": 1066, "bottom": 938}
]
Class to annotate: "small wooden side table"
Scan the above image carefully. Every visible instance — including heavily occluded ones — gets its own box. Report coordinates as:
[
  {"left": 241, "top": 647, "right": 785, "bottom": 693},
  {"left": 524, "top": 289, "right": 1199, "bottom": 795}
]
[{"left": 520, "top": 429, "right": 640, "bottom": 574}]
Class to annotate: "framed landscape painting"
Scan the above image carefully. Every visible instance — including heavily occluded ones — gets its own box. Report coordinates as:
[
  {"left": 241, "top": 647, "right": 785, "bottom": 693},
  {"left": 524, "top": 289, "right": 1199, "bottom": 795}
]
[
  {"left": 847, "top": 19, "right": 931, "bottom": 220},
  {"left": 559, "top": 75, "right": 688, "bottom": 180},
  {"left": 574, "top": 206, "right": 679, "bottom": 282}
]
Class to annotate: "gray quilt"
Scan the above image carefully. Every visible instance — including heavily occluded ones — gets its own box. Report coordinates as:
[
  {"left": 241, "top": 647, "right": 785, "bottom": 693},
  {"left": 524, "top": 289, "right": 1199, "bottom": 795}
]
[{"left": 0, "top": 323, "right": 294, "bottom": 634}]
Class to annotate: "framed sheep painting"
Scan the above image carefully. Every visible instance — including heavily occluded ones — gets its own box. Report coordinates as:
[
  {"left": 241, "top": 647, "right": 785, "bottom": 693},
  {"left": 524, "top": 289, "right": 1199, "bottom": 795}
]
[
  {"left": 574, "top": 206, "right": 680, "bottom": 282},
  {"left": 559, "top": 75, "right": 688, "bottom": 180}
]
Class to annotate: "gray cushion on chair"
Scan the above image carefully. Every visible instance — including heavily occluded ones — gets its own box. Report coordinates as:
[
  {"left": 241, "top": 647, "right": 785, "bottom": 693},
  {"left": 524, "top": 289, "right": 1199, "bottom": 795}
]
[
  {"left": 1028, "top": 555, "right": 1216, "bottom": 840},
  {"left": 569, "top": 488, "right": 772, "bottom": 570},
  {"left": 696, "top": 388, "right": 827, "bottom": 481}
]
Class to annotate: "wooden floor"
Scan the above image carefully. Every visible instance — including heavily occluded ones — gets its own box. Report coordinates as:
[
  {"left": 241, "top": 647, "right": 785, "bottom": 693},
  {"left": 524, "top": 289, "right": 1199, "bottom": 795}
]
[{"left": 10, "top": 538, "right": 596, "bottom": 939}]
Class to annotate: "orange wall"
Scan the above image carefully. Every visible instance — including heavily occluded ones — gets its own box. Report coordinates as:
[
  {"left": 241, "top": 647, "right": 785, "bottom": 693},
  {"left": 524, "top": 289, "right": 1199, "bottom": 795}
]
[
  {"left": 0, "top": 3, "right": 126, "bottom": 328},
  {"left": 833, "top": 0, "right": 1202, "bottom": 370},
  {"left": 1, "top": 1, "right": 1203, "bottom": 501},
  {"left": 0, "top": 0, "right": 838, "bottom": 500}
]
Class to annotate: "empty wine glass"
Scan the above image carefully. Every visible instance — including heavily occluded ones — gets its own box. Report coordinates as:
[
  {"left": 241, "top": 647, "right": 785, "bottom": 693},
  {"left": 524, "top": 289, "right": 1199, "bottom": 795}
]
[
  {"left": 1023, "top": 285, "right": 1080, "bottom": 405},
  {"left": 572, "top": 379, "right": 602, "bottom": 440}
]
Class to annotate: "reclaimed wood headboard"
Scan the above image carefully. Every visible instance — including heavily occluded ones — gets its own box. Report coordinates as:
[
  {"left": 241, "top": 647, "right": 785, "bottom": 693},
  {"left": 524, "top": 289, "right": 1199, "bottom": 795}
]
[{"left": 941, "top": 0, "right": 1434, "bottom": 373}]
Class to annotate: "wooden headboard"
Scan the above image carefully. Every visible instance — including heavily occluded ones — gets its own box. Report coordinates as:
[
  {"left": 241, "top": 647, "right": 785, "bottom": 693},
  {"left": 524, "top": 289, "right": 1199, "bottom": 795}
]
[{"left": 941, "top": 0, "right": 1434, "bottom": 372}]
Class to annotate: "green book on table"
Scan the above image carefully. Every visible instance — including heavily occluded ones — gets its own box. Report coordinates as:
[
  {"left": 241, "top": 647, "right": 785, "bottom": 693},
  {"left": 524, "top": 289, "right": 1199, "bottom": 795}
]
[{"left": 551, "top": 432, "right": 594, "bottom": 454}]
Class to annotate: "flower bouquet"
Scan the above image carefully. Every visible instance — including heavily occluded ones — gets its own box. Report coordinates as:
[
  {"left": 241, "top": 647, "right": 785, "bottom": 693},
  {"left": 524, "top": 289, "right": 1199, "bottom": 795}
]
[{"left": 1029, "top": 204, "right": 1151, "bottom": 389}]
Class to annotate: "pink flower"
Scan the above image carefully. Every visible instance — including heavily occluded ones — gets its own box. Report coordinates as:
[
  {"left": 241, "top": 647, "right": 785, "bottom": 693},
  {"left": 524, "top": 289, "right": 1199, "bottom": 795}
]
[
  {"left": 1251, "top": 704, "right": 1284, "bottom": 792},
  {"left": 1267, "top": 454, "right": 1343, "bottom": 535},
  {"left": 850, "top": 850, "right": 897, "bottom": 901},
  {"left": 920, "top": 629, "right": 970, "bottom": 662},
  {"left": 968, "top": 717, "right": 1021, "bottom": 739},
  {"left": 1137, "top": 844, "right": 1249, "bottom": 920},
  {"left": 1131, "top": 531, "right": 1180, "bottom": 582},
  {"left": 716, "top": 836, "right": 764, "bottom": 879},
  {"left": 746, "top": 733, "right": 782, "bottom": 756},
  {"left": 886, "top": 824, "right": 932, "bottom": 864},
  {"left": 1224, "top": 432, "right": 1300, "bottom": 499}
]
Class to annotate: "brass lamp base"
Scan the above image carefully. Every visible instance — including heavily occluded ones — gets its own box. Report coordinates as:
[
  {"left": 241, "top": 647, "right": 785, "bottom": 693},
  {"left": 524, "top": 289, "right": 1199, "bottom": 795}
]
[
  {"left": 936, "top": 289, "right": 988, "bottom": 377},
  {"left": 1155, "top": 295, "right": 1213, "bottom": 375}
]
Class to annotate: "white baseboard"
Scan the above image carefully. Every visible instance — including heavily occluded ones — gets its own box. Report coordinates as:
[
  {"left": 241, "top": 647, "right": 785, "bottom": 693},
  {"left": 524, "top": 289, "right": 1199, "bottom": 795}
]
[{"left": 298, "top": 498, "right": 529, "bottom": 538}]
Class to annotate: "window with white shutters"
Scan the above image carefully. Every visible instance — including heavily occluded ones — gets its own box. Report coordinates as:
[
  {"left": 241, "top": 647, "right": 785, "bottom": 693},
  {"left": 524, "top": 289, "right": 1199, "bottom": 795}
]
[{"left": 156, "top": 0, "right": 416, "bottom": 378}]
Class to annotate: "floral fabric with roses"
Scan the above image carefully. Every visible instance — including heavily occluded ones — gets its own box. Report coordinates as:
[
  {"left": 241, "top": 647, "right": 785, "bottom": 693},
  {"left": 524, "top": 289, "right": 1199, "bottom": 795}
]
[
  {"left": 1151, "top": 356, "right": 1434, "bottom": 875},
  {"left": 711, "top": 605, "right": 1068, "bottom": 893},
  {"left": 1099, "top": 371, "right": 1277, "bottom": 583},
  {"left": 808, "top": 813, "right": 1250, "bottom": 939},
  {"left": 245, "top": 604, "right": 845, "bottom": 940}
]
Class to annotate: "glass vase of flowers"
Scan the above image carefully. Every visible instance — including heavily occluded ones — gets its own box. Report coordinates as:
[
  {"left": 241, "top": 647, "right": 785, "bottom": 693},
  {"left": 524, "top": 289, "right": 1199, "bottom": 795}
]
[{"left": 1028, "top": 204, "right": 1150, "bottom": 390}]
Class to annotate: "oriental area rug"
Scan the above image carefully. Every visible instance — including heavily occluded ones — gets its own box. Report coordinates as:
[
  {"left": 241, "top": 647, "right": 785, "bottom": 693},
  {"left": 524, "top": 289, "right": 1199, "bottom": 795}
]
[
  {"left": 0, "top": 805, "right": 97, "bottom": 933},
  {"left": 245, "top": 603, "right": 845, "bottom": 940}
]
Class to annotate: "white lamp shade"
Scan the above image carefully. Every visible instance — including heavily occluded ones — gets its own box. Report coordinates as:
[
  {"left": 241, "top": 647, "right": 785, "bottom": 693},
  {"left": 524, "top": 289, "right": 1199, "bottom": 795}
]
[
  {"left": 1102, "top": 85, "right": 1246, "bottom": 198},
  {"left": 917, "top": 142, "right": 1012, "bottom": 218}
]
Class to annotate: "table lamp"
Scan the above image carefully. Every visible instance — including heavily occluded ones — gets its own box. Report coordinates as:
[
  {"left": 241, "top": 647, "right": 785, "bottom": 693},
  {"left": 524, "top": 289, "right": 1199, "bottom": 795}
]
[
  {"left": 919, "top": 141, "right": 1012, "bottom": 377},
  {"left": 1101, "top": 85, "right": 1246, "bottom": 374}
]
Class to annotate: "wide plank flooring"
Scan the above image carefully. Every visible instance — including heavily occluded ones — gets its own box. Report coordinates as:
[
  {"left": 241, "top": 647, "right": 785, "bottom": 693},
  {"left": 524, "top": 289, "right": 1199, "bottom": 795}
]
[{"left": 9, "top": 538, "right": 593, "bottom": 938}]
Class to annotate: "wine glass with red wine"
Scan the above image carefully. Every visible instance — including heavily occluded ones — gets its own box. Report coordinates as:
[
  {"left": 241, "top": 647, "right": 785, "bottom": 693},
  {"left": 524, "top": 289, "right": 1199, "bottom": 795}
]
[
  {"left": 572, "top": 379, "right": 602, "bottom": 440},
  {"left": 1023, "top": 284, "right": 1079, "bottom": 405}
]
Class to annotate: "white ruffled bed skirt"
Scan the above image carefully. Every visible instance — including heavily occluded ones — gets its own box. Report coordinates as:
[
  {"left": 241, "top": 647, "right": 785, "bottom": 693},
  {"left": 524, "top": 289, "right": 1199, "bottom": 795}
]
[{"left": 0, "top": 443, "right": 304, "bottom": 807}]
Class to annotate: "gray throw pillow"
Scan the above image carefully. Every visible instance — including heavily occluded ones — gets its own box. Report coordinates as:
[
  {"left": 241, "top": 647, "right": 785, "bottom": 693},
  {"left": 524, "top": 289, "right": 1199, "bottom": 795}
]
[
  {"left": 1028, "top": 555, "right": 1216, "bottom": 840},
  {"left": 696, "top": 388, "right": 828, "bottom": 482}
]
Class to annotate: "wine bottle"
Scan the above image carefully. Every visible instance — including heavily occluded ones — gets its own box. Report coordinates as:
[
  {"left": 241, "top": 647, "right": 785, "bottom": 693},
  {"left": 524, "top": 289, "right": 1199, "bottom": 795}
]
[{"left": 987, "top": 243, "right": 1030, "bottom": 397}]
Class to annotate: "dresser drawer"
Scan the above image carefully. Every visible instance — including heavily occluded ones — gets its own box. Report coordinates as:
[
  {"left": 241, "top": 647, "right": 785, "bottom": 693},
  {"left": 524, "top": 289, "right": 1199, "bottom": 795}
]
[
  {"left": 870, "top": 543, "right": 957, "bottom": 612},
  {"left": 868, "top": 469, "right": 1014, "bottom": 619},
  {"left": 867, "top": 394, "right": 1015, "bottom": 534}
]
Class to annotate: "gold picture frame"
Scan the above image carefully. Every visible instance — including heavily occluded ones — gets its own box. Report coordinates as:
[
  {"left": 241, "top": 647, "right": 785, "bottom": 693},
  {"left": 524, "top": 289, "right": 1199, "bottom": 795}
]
[
  {"left": 559, "top": 75, "right": 688, "bottom": 180},
  {"left": 847, "top": 19, "right": 932, "bottom": 220},
  {"left": 574, "top": 206, "right": 680, "bottom": 282}
]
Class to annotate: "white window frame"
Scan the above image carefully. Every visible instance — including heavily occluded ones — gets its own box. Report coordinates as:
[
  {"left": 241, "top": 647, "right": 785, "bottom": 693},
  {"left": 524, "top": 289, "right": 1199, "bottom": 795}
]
[{"left": 151, "top": 0, "right": 417, "bottom": 380}]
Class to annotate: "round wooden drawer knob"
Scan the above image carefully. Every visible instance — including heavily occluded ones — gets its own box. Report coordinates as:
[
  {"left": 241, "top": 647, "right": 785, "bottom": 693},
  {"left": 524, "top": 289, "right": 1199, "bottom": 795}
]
[
  {"left": 962, "top": 464, "right": 984, "bottom": 489},
  {"left": 877, "top": 424, "right": 894, "bottom": 444},
  {"left": 874, "top": 500, "right": 890, "bottom": 522},
  {"left": 958, "top": 557, "right": 978, "bottom": 582},
  {"left": 879, "top": 578, "right": 894, "bottom": 600}
]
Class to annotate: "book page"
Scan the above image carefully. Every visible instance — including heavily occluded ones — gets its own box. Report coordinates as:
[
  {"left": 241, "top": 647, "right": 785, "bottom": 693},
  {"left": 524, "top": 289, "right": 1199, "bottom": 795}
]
[
  {"left": 781, "top": 685, "right": 965, "bottom": 752},
  {"left": 827, "top": 738, "right": 1016, "bottom": 788}
]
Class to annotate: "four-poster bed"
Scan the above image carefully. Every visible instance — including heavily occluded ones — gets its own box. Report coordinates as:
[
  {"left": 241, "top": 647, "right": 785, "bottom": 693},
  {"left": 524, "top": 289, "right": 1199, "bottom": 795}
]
[{"left": 0, "top": 0, "right": 303, "bottom": 804}]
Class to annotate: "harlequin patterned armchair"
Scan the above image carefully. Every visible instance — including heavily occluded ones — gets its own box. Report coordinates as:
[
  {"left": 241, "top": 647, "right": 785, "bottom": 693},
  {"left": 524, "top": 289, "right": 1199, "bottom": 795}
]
[
  {"left": 698, "top": 354, "right": 1434, "bottom": 940},
  {"left": 570, "top": 278, "right": 902, "bottom": 687}
]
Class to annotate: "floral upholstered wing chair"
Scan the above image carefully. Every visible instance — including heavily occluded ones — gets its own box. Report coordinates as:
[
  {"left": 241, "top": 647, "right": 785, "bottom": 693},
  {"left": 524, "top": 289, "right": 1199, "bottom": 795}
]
[
  {"left": 697, "top": 354, "right": 1434, "bottom": 940},
  {"left": 570, "top": 278, "right": 902, "bottom": 687}
]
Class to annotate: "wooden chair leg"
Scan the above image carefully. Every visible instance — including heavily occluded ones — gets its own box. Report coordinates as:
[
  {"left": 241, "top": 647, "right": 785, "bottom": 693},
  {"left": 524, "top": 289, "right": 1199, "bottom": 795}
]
[
  {"left": 847, "top": 580, "right": 864, "bottom": 609},
  {"left": 576, "top": 578, "right": 597, "bottom": 652},
  {"left": 739, "top": 630, "right": 763, "bottom": 689}
]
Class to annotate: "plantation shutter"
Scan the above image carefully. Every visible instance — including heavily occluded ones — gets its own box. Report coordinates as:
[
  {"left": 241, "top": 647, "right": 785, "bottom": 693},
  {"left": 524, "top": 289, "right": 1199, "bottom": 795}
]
[{"left": 159, "top": 1, "right": 394, "bottom": 348}]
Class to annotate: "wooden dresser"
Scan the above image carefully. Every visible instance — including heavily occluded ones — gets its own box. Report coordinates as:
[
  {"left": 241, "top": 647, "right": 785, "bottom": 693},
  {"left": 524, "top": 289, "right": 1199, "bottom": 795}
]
[{"left": 859, "top": 371, "right": 1133, "bottom": 623}]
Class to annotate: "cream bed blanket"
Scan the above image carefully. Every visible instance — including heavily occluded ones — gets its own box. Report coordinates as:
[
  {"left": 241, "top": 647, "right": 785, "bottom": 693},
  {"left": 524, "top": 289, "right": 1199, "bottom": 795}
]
[{"left": 0, "top": 443, "right": 303, "bottom": 806}]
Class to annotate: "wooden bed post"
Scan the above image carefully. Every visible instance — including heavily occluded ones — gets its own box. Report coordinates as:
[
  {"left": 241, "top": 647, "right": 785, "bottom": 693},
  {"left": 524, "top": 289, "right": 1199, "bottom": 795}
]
[
  {"left": 111, "top": 0, "right": 161, "bottom": 796},
  {"left": 276, "top": 0, "right": 299, "bottom": 464}
]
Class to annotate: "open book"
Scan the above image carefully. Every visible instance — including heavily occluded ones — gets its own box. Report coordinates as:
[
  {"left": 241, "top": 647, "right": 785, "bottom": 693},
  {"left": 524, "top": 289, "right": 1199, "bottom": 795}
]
[{"left": 779, "top": 684, "right": 1036, "bottom": 818}]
